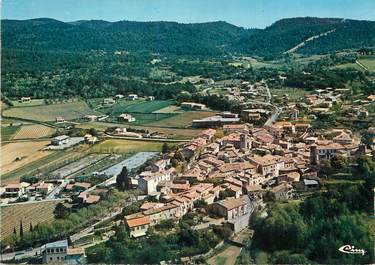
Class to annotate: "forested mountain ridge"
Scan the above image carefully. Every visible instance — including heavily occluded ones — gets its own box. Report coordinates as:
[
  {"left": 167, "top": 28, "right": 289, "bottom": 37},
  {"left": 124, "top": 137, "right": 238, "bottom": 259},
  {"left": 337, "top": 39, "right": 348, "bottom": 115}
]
[
  {"left": 2, "top": 17, "right": 375, "bottom": 56},
  {"left": 232, "top": 18, "right": 375, "bottom": 56},
  {"left": 1, "top": 18, "right": 253, "bottom": 55}
]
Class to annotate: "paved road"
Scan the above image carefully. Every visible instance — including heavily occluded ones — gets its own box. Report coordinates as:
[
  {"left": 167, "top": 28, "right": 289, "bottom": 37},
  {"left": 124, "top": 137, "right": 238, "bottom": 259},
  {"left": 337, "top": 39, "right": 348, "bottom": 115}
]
[
  {"left": 105, "top": 134, "right": 189, "bottom": 142},
  {"left": 46, "top": 180, "right": 69, "bottom": 200}
]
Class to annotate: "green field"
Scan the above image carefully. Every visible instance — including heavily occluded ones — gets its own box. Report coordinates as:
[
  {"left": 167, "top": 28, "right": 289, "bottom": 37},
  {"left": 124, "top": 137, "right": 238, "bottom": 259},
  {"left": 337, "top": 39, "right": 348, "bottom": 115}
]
[
  {"left": 90, "top": 139, "right": 165, "bottom": 154},
  {"left": 358, "top": 55, "right": 375, "bottom": 71},
  {"left": 332, "top": 62, "right": 363, "bottom": 71},
  {"left": 147, "top": 111, "right": 214, "bottom": 128},
  {"left": 99, "top": 99, "right": 177, "bottom": 125},
  {"left": 78, "top": 121, "right": 201, "bottom": 139},
  {"left": 3, "top": 101, "right": 100, "bottom": 122},
  {"left": 104, "top": 99, "right": 174, "bottom": 114},
  {"left": 1, "top": 125, "right": 21, "bottom": 141}
]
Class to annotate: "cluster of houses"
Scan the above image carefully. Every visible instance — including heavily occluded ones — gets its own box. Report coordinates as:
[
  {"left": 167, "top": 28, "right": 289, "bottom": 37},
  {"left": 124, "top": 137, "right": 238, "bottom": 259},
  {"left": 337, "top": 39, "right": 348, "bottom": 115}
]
[
  {"left": 126, "top": 115, "right": 366, "bottom": 237},
  {"left": 0, "top": 177, "right": 110, "bottom": 206},
  {"left": 1, "top": 181, "right": 55, "bottom": 203}
]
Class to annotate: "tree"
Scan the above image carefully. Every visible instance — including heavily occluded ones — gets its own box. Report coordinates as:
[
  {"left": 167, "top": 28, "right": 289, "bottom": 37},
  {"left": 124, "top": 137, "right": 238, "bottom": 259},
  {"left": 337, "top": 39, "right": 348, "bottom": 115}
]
[
  {"left": 193, "top": 199, "right": 207, "bottom": 208},
  {"left": 13, "top": 226, "right": 17, "bottom": 235},
  {"left": 116, "top": 166, "right": 131, "bottom": 191},
  {"left": 161, "top": 143, "right": 169, "bottom": 154},
  {"left": 54, "top": 203, "right": 69, "bottom": 219},
  {"left": 88, "top": 128, "right": 98, "bottom": 137},
  {"left": 19, "top": 219, "right": 24, "bottom": 238},
  {"left": 330, "top": 155, "right": 348, "bottom": 170},
  {"left": 29, "top": 222, "right": 33, "bottom": 232},
  {"left": 263, "top": 191, "right": 276, "bottom": 202}
]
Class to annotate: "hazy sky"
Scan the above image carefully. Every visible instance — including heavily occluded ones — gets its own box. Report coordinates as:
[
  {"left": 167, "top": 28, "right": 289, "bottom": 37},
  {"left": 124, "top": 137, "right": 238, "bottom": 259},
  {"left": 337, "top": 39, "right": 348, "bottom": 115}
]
[{"left": 2, "top": 0, "right": 375, "bottom": 28}]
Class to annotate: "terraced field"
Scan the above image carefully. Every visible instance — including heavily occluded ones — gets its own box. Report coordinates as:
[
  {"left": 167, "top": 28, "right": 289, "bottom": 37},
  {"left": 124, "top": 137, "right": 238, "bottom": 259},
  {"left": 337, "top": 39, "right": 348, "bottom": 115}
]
[
  {"left": 13, "top": 124, "right": 55, "bottom": 139},
  {"left": 1, "top": 200, "right": 62, "bottom": 239},
  {"left": 3, "top": 101, "right": 100, "bottom": 122}
]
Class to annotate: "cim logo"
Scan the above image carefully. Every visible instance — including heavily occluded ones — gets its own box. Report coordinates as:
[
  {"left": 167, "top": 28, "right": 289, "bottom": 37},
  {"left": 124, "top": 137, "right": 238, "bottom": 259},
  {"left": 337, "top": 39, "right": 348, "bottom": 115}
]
[{"left": 338, "top": 245, "right": 366, "bottom": 256}]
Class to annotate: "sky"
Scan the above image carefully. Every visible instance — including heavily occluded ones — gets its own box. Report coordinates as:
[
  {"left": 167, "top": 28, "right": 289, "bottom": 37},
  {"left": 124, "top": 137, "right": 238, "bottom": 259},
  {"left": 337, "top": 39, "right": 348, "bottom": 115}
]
[{"left": 2, "top": 0, "right": 375, "bottom": 28}]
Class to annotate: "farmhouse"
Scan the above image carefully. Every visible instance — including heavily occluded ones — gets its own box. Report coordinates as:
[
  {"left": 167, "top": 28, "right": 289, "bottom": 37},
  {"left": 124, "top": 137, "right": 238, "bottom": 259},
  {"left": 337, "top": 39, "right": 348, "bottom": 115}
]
[
  {"left": 51, "top": 135, "right": 70, "bottom": 146},
  {"left": 192, "top": 115, "right": 240, "bottom": 128},
  {"left": 180, "top": 102, "right": 206, "bottom": 110},
  {"left": 118, "top": 113, "right": 136, "bottom": 122},
  {"left": 103, "top": 98, "right": 115, "bottom": 106},
  {"left": 36, "top": 182, "right": 54, "bottom": 195},
  {"left": 42, "top": 240, "right": 68, "bottom": 264},
  {"left": 127, "top": 94, "right": 138, "bottom": 100},
  {"left": 20, "top": 97, "right": 31, "bottom": 103},
  {"left": 4, "top": 182, "right": 30, "bottom": 198},
  {"left": 126, "top": 216, "right": 151, "bottom": 238},
  {"left": 84, "top": 115, "right": 98, "bottom": 122},
  {"left": 55, "top": 116, "right": 65, "bottom": 123},
  {"left": 42, "top": 239, "right": 86, "bottom": 264}
]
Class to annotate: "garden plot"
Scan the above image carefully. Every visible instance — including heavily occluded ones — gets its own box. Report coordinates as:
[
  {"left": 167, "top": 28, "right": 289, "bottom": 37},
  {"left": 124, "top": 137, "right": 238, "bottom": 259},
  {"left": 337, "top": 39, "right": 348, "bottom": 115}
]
[{"left": 49, "top": 154, "right": 110, "bottom": 178}]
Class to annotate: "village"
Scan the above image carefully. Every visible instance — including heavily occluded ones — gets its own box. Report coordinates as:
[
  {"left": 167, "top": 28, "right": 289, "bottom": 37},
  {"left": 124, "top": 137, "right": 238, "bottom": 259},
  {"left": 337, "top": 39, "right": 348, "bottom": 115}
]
[{"left": 1, "top": 74, "right": 372, "bottom": 264}]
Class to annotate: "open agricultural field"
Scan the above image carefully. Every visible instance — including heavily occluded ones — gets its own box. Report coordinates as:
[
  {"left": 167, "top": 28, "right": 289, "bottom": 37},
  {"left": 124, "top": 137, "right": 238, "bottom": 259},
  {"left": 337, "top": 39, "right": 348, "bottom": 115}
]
[
  {"left": 153, "top": 105, "right": 183, "bottom": 113},
  {"left": 358, "top": 55, "right": 375, "bottom": 71},
  {"left": 90, "top": 139, "right": 165, "bottom": 154},
  {"left": 1, "top": 150, "right": 91, "bottom": 184},
  {"left": 12, "top": 124, "right": 55, "bottom": 139},
  {"left": 104, "top": 99, "right": 174, "bottom": 114},
  {"left": 2, "top": 101, "right": 100, "bottom": 122},
  {"left": 77, "top": 121, "right": 202, "bottom": 139},
  {"left": 1, "top": 141, "right": 52, "bottom": 176},
  {"left": 1, "top": 125, "right": 21, "bottom": 141},
  {"left": 147, "top": 111, "right": 214, "bottom": 128},
  {"left": 332, "top": 62, "right": 363, "bottom": 71},
  {"left": 1, "top": 200, "right": 62, "bottom": 239}
]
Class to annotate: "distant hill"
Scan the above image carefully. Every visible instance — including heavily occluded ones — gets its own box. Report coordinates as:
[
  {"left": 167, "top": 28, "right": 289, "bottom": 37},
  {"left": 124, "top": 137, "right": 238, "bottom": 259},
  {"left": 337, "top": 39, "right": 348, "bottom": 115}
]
[
  {"left": 1, "top": 18, "right": 253, "bottom": 55},
  {"left": 2, "top": 17, "right": 375, "bottom": 56},
  {"left": 232, "top": 17, "right": 375, "bottom": 56}
]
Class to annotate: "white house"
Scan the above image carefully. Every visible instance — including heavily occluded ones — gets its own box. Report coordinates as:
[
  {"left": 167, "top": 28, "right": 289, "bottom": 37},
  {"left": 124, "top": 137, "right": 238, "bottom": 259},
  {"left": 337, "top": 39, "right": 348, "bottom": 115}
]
[
  {"left": 117, "top": 113, "right": 136, "bottom": 122},
  {"left": 127, "top": 94, "right": 138, "bottom": 101},
  {"left": 51, "top": 135, "right": 70, "bottom": 146}
]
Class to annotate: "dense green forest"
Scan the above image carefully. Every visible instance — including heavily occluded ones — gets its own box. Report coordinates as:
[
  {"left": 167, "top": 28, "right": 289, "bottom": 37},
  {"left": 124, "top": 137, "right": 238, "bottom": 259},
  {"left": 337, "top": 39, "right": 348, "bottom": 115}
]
[
  {"left": 2, "top": 17, "right": 375, "bottom": 57},
  {"left": 1, "top": 18, "right": 252, "bottom": 55}
]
